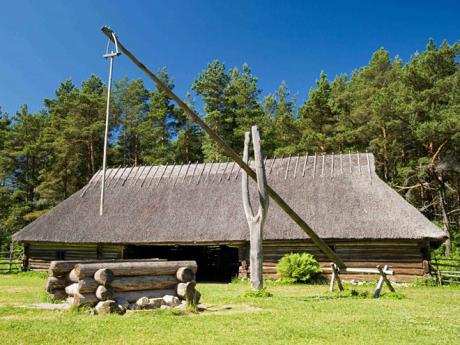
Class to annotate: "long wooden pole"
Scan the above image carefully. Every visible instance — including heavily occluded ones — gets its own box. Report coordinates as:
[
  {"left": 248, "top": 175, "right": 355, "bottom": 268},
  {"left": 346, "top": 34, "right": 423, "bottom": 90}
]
[{"left": 101, "top": 26, "right": 346, "bottom": 269}]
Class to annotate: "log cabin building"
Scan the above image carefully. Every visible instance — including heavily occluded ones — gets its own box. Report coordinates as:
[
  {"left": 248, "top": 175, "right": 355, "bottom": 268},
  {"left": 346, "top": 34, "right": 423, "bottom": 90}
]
[{"left": 13, "top": 154, "right": 446, "bottom": 282}]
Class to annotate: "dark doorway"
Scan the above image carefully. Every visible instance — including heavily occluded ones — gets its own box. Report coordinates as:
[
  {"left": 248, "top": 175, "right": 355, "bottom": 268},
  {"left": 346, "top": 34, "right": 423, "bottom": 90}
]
[{"left": 125, "top": 245, "right": 239, "bottom": 283}]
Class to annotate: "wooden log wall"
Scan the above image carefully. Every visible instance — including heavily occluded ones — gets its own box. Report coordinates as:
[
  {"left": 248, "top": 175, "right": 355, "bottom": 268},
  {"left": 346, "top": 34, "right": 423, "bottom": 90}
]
[
  {"left": 245, "top": 240, "right": 430, "bottom": 283},
  {"left": 27, "top": 242, "right": 123, "bottom": 271}
]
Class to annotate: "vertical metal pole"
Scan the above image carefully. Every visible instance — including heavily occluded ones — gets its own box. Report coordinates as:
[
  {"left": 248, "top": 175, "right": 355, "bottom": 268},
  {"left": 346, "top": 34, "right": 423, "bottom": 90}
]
[{"left": 100, "top": 56, "right": 114, "bottom": 216}]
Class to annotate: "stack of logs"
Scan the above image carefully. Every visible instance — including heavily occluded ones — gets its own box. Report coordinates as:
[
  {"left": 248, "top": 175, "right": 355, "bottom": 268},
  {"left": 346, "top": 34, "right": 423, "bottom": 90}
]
[{"left": 46, "top": 260, "right": 200, "bottom": 308}]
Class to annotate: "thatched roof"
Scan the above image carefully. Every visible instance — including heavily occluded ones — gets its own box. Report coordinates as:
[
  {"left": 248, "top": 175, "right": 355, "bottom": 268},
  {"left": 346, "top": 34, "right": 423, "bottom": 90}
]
[{"left": 13, "top": 153, "right": 445, "bottom": 244}]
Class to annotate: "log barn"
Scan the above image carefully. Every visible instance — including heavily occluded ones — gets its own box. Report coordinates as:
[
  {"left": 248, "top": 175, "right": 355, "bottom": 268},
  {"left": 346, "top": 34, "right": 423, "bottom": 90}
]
[{"left": 13, "top": 154, "right": 446, "bottom": 282}]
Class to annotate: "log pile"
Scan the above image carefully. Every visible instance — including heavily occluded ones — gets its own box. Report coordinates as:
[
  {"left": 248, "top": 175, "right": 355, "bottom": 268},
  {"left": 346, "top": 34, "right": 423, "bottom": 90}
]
[{"left": 46, "top": 260, "right": 201, "bottom": 313}]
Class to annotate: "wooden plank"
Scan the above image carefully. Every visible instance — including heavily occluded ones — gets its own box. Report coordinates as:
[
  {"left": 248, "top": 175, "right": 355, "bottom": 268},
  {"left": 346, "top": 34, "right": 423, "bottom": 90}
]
[{"left": 323, "top": 267, "right": 394, "bottom": 275}]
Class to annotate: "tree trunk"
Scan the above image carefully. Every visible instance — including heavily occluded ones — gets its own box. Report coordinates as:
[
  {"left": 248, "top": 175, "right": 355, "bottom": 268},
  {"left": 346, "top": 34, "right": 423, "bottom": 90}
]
[
  {"left": 241, "top": 126, "right": 269, "bottom": 291},
  {"left": 381, "top": 125, "right": 388, "bottom": 181},
  {"left": 249, "top": 221, "right": 263, "bottom": 290},
  {"left": 437, "top": 177, "right": 452, "bottom": 256}
]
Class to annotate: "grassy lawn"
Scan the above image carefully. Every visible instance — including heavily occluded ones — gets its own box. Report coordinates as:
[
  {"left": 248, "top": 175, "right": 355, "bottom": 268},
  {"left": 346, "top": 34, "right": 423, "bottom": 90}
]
[{"left": 0, "top": 273, "right": 459, "bottom": 345}]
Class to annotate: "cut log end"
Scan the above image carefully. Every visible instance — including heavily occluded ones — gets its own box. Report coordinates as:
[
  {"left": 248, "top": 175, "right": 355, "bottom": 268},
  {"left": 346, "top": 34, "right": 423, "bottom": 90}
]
[
  {"left": 176, "top": 267, "right": 195, "bottom": 282},
  {"left": 96, "top": 285, "right": 114, "bottom": 301},
  {"left": 94, "top": 268, "right": 114, "bottom": 286}
]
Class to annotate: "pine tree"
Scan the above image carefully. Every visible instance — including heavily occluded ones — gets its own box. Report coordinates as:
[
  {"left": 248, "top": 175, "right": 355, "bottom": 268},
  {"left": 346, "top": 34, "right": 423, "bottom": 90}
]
[
  {"left": 298, "top": 72, "right": 338, "bottom": 152},
  {"left": 173, "top": 94, "right": 204, "bottom": 163},
  {"left": 39, "top": 76, "right": 110, "bottom": 201},
  {"left": 139, "top": 68, "right": 176, "bottom": 164},
  {"left": 0, "top": 105, "right": 47, "bottom": 248},
  {"left": 226, "top": 63, "right": 265, "bottom": 151},
  {"left": 262, "top": 82, "right": 299, "bottom": 156},
  {"left": 193, "top": 60, "right": 231, "bottom": 161},
  {"left": 114, "top": 78, "right": 149, "bottom": 165}
]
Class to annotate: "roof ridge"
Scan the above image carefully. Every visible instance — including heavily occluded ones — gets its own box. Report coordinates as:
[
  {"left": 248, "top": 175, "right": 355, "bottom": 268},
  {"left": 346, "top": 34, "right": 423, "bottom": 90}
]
[{"left": 81, "top": 152, "right": 375, "bottom": 196}]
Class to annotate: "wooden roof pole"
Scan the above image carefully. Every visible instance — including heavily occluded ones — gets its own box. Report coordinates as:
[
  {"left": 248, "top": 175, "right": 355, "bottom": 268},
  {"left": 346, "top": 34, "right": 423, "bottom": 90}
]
[{"left": 101, "top": 26, "right": 346, "bottom": 269}]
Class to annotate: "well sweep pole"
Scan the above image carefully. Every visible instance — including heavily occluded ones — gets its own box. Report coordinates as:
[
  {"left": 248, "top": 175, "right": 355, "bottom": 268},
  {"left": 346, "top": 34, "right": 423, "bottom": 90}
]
[{"left": 100, "top": 26, "right": 346, "bottom": 269}]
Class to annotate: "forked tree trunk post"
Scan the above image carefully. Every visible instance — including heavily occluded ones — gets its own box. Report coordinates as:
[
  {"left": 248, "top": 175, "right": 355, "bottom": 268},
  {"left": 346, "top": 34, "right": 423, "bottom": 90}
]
[{"left": 242, "top": 126, "right": 269, "bottom": 291}]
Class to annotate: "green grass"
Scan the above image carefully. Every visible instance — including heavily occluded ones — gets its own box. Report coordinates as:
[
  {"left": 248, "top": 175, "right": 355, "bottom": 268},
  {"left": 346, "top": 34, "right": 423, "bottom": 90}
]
[{"left": 0, "top": 273, "right": 459, "bottom": 344}]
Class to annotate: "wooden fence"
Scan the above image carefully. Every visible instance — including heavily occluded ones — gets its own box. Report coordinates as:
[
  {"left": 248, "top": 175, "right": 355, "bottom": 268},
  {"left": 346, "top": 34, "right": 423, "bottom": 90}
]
[
  {"left": 430, "top": 257, "right": 460, "bottom": 285},
  {"left": 0, "top": 249, "right": 23, "bottom": 273}
]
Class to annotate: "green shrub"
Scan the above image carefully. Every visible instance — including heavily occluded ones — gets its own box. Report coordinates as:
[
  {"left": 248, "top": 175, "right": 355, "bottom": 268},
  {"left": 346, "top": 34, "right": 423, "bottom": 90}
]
[
  {"left": 276, "top": 253, "right": 321, "bottom": 283},
  {"left": 243, "top": 288, "right": 273, "bottom": 298}
]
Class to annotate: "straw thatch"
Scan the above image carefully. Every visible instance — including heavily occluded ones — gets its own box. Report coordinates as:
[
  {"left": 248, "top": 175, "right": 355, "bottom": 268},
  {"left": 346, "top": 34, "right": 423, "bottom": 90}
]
[{"left": 13, "top": 153, "right": 445, "bottom": 244}]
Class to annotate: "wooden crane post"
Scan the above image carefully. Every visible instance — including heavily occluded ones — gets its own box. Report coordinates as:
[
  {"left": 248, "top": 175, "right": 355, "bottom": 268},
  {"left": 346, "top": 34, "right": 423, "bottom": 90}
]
[
  {"left": 242, "top": 126, "right": 269, "bottom": 291},
  {"left": 101, "top": 26, "right": 346, "bottom": 270}
]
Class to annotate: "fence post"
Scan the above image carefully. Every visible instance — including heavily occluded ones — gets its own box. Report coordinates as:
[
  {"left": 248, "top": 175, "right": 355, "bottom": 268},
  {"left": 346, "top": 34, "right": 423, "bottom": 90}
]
[
  {"left": 8, "top": 241, "right": 13, "bottom": 273},
  {"left": 433, "top": 257, "right": 442, "bottom": 286}
]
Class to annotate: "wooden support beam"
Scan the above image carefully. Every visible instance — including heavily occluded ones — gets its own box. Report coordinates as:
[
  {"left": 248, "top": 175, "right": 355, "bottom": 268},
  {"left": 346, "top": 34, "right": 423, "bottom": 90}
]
[
  {"left": 181, "top": 161, "right": 192, "bottom": 184},
  {"left": 226, "top": 162, "right": 236, "bottom": 181},
  {"left": 80, "top": 169, "right": 101, "bottom": 197},
  {"left": 374, "top": 264, "right": 387, "bottom": 298},
  {"left": 196, "top": 162, "right": 206, "bottom": 185},
  {"left": 374, "top": 265, "right": 395, "bottom": 297},
  {"left": 205, "top": 161, "right": 214, "bottom": 182},
  {"left": 293, "top": 155, "right": 299, "bottom": 178},
  {"left": 331, "top": 153, "right": 334, "bottom": 177},
  {"left": 348, "top": 151, "right": 352, "bottom": 174},
  {"left": 321, "top": 154, "right": 325, "bottom": 177},
  {"left": 113, "top": 166, "right": 128, "bottom": 187},
  {"left": 101, "top": 26, "right": 346, "bottom": 269},
  {"left": 146, "top": 165, "right": 161, "bottom": 187},
  {"left": 268, "top": 155, "right": 276, "bottom": 175},
  {"left": 121, "top": 165, "right": 135, "bottom": 186},
  {"left": 366, "top": 152, "right": 372, "bottom": 179},
  {"left": 284, "top": 154, "right": 291, "bottom": 180},
  {"left": 329, "top": 263, "right": 344, "bottom": 292},
  {"left": 313, "top": 153, "right": 317, "bottom": 178},
  {"left": 140, "top": 165, "right": 155, "bottom": 187},
  {"left": 156, "top": 163, "right": 168, "bottom": 186},
  {"left": 302, "top": 152, "right": 308, "bottom": 177},
  {"left": 218, "top": 160, "right": 230, "bottom": 183},
  {"left": 133, "top": 165, "right": 147, "bottom": 186}
]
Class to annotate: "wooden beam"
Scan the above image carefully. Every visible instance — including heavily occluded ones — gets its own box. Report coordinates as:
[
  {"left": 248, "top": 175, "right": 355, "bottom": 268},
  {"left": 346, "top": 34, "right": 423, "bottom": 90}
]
[
  {"left": 181, "top": 161, "right": 192, "bottom": 184},
  {"left": 101, "top": 26, "right": 346, "bottom": 269},
  {"left": 376, "top": 265, "right": 395, "bottom": 296},
  {"left": 373, "top": 264, "right": 387, "bottom": 298},
  {"left": 140, "top": 165, "right": 155, "bottom": 187},
  {"left": 302, "top": 152, "right": 308, "bottom": 177},
  {"left": 329, "top": 263, "right": 344, "bottom": 292}
]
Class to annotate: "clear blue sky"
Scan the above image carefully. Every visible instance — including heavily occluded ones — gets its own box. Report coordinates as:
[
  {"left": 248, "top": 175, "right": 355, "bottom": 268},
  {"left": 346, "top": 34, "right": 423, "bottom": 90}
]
[{"left": 1, "top": 0, "right": 459, "bottom": 115}]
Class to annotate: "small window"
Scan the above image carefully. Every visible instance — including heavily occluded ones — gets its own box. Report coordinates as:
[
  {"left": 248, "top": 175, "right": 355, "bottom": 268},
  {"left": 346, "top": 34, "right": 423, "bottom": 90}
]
[{"left": 55, "top": 250, "right": 65, "bottom": 260}]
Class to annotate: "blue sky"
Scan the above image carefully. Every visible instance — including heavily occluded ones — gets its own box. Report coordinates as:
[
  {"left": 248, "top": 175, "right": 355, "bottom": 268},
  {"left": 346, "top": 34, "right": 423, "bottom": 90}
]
[{"left": 1, "top": 0, "right": 459, "bottom": 115}]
